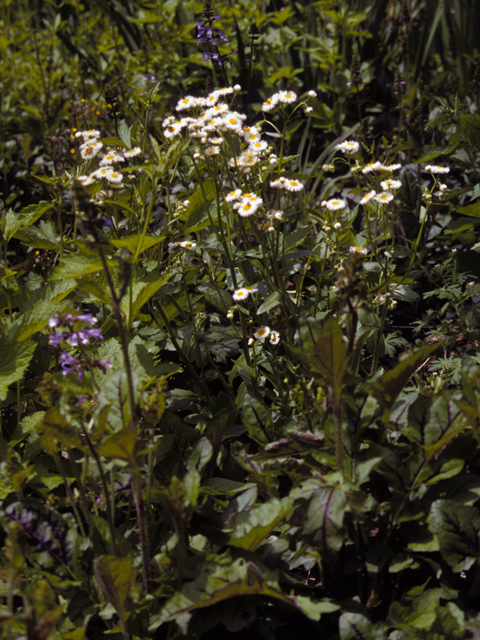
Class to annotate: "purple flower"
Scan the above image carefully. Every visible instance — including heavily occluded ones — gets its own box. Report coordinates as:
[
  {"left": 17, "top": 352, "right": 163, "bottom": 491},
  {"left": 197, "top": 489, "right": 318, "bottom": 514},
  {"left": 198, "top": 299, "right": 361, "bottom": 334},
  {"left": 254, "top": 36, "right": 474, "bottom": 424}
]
[
  {"left": 60, "top": 352, "right": 83, "bottom": 379},
  {"left": 49, "top": 332, "right": 66, "bottom": 347}
]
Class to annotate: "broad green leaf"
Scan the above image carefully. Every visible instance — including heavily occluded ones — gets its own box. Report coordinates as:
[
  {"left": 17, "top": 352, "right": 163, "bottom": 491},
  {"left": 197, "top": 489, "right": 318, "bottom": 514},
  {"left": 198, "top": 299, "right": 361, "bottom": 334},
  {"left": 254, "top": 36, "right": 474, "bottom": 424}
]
[
  {"left": 228, "top": 497, "right": 294, "bottom": 551},
  {"left": 183, "top": 179, "right": 217, "bottom": 233},
  {"left": 311, "top": 318, "right": 348, "bottom": 400},
  {"left": 3, "top": 209, "right": 23, "bottom": 243},
  {"left": 50, "top": 249, "right": 116, "bottom": 280},
  {"left": 197, "top": 285, "right": 232, "bottom": 313},
  {"left": 120, "top": 275, "right": 170, "bottom": 323},
  {"left": 459, "top": 114, "right": 480, "bottom": 147},
  {"left": 429, "top": 500, "right": 480, "bottom": 572},
  {"left": 14, "top": 220, "right": 60, "bottom": 250},
  {"left": 257, "top": 291, "right": 282, "bottom": 315},
  {"left": 339, "top": 612, "right": 386, "bottom": 640},
  {"left": 368, "top": 344, "right": 439, "bottom": 415},
  {"left": 389, "top": 589, "right": 441, "bottom": 632},
  {"left": 94, "top": 555, "right": 136, "bottom": 615},
  {"left": 109, "top": 234, "right": 163, "bottom": 255},
  {"left": 118, "top": 121, "right": 131, "bottom": 148},
  {"left": 242, "top": 396, "right": 272, "bottom": 444},
  {"left": 17, "top": 201, "right": 54, "bottom": 229},
  {"left": 95, "top": 371, "right": 139, "bottom": 431},
  {"left": 97, "top": 429, "right": 137, "bottom": 462},
  {"left": 0, "top": 329, "right": 36, "bottom": 401},
  {"left": 456, "top": 202, "right": 480, "bottom": 218}
]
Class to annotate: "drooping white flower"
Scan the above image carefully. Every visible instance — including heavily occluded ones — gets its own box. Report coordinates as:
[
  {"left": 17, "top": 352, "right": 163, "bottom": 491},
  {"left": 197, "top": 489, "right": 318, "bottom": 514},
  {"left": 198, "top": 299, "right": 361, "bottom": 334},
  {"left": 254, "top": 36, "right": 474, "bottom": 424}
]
[
  {"left": 269, "top": 330, "right": 281, "bottom": 345},
  {"left": 270, "top": 177, "right": 286, "bottom": 188},
  {"left": 349, "top": 246, "right": 368, "bottom": 255},
  {"left": 425, "top": 165, "right": 450, "bottom": 174},
  {"left": 335, "top": 140, "right": 360, "bottom": 154},
  {"left": 362, "top": 161, "right": 383, "bottom": 174},
  {"left": 381, "top": 179, "right": 402, "bottom": 190},
  {"left": 225, "top": 189, "right": 242, "bottom": 202},
  {"left": 360, "top": 190, "right": 376, "bottom": 204}
]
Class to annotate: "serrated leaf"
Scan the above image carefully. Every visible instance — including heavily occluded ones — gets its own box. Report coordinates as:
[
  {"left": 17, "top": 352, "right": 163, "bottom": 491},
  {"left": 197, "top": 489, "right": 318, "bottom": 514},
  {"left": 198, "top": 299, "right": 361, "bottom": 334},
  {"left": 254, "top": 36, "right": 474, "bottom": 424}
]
[
  {"left": 3, "top": 209, "right": 22, "bottom": 243},
  {"left": 456, "top": 202, "right": 480, "bottom": 218},
  {"left": 0, "top": 330, "right": 36, "bottom": 401},
  {"left": 95, "top": 371, "right": 139, "bottom": 432},
  {"left": 50, "top": 250, "right": 116, "bottom": 280},
  {"left": 18, "top": 201, "right": 54, "bottom": 229},
  {"left": 109, "top": 234, "right": 163, "bottom": 256},
  {"left": 94, "top": 555, "right": 136, "bottom": 615}
]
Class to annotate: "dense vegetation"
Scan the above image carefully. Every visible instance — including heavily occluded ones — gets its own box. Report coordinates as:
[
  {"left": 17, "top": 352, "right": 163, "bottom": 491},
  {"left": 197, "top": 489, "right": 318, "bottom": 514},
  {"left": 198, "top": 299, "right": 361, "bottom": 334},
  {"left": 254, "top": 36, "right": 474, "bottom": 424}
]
[{"left": 2, "top": 1, "right": 480, "bottom": 638}]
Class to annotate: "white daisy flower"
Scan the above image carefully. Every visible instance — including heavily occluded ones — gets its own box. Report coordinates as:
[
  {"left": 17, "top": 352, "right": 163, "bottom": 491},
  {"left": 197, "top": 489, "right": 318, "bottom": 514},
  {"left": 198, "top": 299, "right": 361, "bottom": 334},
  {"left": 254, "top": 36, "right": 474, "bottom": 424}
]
[
  {"left": 270, "top": 177, "right": 286, "bottom": 188},
  {"left": 94, "top": 167, "right": 114, "bottom": 179},
  {"left": 362, "top": 161, "right": 383, "bottom": 174},
  {"left": 80, "top": 141, "right": 103, "bottom": 160},
  {"left": 325, "top": 198, "right": 346, "bottom": 211},
  {"left": 277, "top": 90, "right": 297, "bottom": 104},
  {"left": 77, "top": 174, "right": 96, "bottom": 186},
  {"left": 204, "top": 146, "right": 221, "bottom": 157},
  {"left": 382, "top": 163, "right": 402, "bottom": 171},
  {"left": 232, "top": 288, "right": 250, "bottom": 301},
  {"left": 349, "top": 246, "right": 367, "bottom": 255},
  {"left": 374, "top": 192, "right": 394, "bottom": 204},
  {"left": 225, "top": 189, "right": 242, "bottom": 202},
  {"left": 105, "top": 170, "right": 123, "bottom": 184},
  {"left": 204, "top": 103, "right": 229, "bottom": 118},
  {"left": 208, "top": 136, "right": 224, "bottom": 145},
  {"left": 269, "top": 330, "right": 281, "bottom": 345},
  {"left": 163, "top": 121, "right": 183, "bottom": 138},
  {"left": 178, "top": 241, "right": 196, "bottom": 249},
  {"left": 381, "top": 179, "right": 402, "bottom": 190},
  {"left": 254, "top": 326, "right": 271, "bottom": 340},
  {"left": 100, "top": 152, "right": 125, "bottom": 165},
  {"left": 82, "top": 129, "right": 101, "bottom": 139},
  {"left": 223, "top": 112, "right": 246, "bottom": 132},
  {"left": 124, "top": 147, "right": 142, "bottom": 158},
  {"left": 216, "top": 87, "right": 234, "bottom": 96},
  {"left": 425, "top": 165, "right": 450, "bottom": 174},
  {"left": 248, "top": 140, "right": 268, "bottom": 153},
  {"left": 204, "top": 92, "right": 220, "bottom": 106},
  {"left": 176, "top": 96, "right": 198, "bottom": 111},
  {"left": 243, "top": 129, "right": 261, "bottom": 144},
  {"left": 360, "top": 190, "right": 376, "bottom": 204},
  {"left": 262, "top": 95, "right": 278, "bottom": 112},
  {"left": 283, "top": 179, "right": 303, "bottom": 192},
  {"left": 237, "top": 197, "right": 262, "bottom": 217},
  {"left": 335, "top": 140, "right": 360, "bottom": 154}
]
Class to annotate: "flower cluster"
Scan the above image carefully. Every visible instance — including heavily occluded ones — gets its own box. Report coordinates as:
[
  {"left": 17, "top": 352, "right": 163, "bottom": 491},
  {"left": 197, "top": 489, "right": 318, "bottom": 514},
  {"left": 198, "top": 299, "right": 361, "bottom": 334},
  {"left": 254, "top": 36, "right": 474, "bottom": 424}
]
[
  {"left": 49, "top": 313, "right": 111, "bottom": 380},
  {"left": 74, "top": 129, "right": 141, "bottom": 186}
]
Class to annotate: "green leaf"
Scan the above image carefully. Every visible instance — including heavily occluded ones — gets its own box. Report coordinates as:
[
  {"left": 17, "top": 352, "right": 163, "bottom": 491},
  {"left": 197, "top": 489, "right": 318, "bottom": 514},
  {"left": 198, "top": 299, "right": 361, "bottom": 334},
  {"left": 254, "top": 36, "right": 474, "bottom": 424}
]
[
  {"left": 257, "top": 291, "right": 282, "bottom": 315},
  {"left": 14, "top": 220, "right": 60, "bottom": 250},
  {"left": 120, "top": 275, "right": 170, "bottom": 324},
  {"left": 0, "top": 328, "right": 36, "bottom": 401},
  {"left": 95, "top": 371, "right": 139, "bottom": 432},
  {"left": 368, "top": 343, "right": 439, "bottom": 416},
  {"left": 50, "top": 249, "right": 116, "bottom": 280},
  {"left": 311, "top": 318, "right": 348, "bottom": 400},
  {"left": 109, "top": 234, "right": 163, "bottom": 255},
  {"left": 182, "top": 179, "right": 217, "bottom": 233},
  {"left": 339, "top": 612, "right": 386, "bottom": 640},
  {"left": 242, "top": 396, "right": 273, "bottom": 444},
  {"left": 97, "top": 429, "right": 137, "bottom": 462},
  {"left": 430, "top": 500, "right": 480, "bottom": 572},
  {"left": 94, "top": 555, "right": 136, "bottom": 615},
  {"left": 456, "top": 202, "right": 480, "bottom": 218},
  {"left": 228, "top": 497, "right": 294, "bottom": 551},
  {"left": 459, "top": 114, "right": 480, "bottom": 147},
  {"left": 118, "top": 121, "right": 131, "bottom": 148}
]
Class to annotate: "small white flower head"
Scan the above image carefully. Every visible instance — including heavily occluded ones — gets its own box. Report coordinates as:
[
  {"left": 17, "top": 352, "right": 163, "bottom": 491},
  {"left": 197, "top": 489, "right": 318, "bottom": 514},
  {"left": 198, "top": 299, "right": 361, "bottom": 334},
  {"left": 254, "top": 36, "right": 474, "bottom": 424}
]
[
  {"left": 381, "top": 179, "right": 402, "bottom": 190},
  {"left": 304, "top": 106, "right": 313, "bottom": 114},
  {"left": 223, "top": 112, "right": 246, "bottom": 132},
  {"left": 217, "top": 87, "right": 234, "bottom": 96},
  {"left": 100, "top": 152, "right": 125, "bottom": 165},
  {"left": 163, "top": 121, "right": 183, "bottom": 138},
  {"left": 204, "top": 91, "right": 220, "bottom": 107},
  {"left": 204, "top": 146, "right": 221, "bottom": 157},
  {"left": 94, "top": 167, "right": 114, "bottom": 180},
  {"left": 80, "top": 141, "right": 103, "bottom": 160},
  {"left": 237, "top": 197, "right": 262, "bottom": 217},
  {"left": 360, "top": 190, "right": 376, "bottom": 205},
  {"left": 176, "top": 96, "right": 198, "bottom": 111},
  {"left": 204, "top": 103, "right": 229, "bottom": 118},
  {"left": 232, "top": 288, "right": 250, "bottom": 302},
  {"left": 349, "top": 246, "right": 368, "bottom": 255},
  {"left": 439, "top": 183, "right": 448, "bottom": 191},
  {"left": 233, "top": 84, "right": 241, "bottom": 91},
  {"left": 362, "top": 160, "right": 383, "bottom": 174},
  {"left": 277, "top": 90, "right": 297, "bottom": 104},
  {"left": 335, "top": 140, "right": 360, "bottom": 154},
  {"left": 248, "top": 337, "right": 254, "bottom": 346},
  {"left": 269, "top": 330, "right": 281, "bottom": 345},
  {"left": 262, "top": 95, "right": 279, "bottom": 111},
  {"left": 225, "top": 189, "right": 242, "bottom": 202},
  {"left": 105, "top": 170, "right": 123, "bottom": 184},
  {"left": 308, "top": 90, "right": 317, "bottom": 98},
  {"left": 77, "top": 174, "right": 96, "bottom": 186},
  {"left": 208, "top": 136, "right": 224, "bottom": 146},
  {"left": 269, "top": 209, "right": 284, "bottom": 221},
  {"left": 269, "top": 156, "right": 278, "bottom": 166},
  {"left": 82, "top": 129, "right": 101, "bottom": 139},
  {"left": 248, "top": 140, "right": 268, "bottom": 154},
  {"left": 333, "top": 222, "right": 342, "bottom": 229},
  {"left": 425, "top": 164, "right": 450, "bottom": 174},
  {"left": 283, "top": 179, "right": 303, "bottom": 192},
  {"left": 325, "top": 198, "right": 346, "bottom": 211},
  {"left": 178, "top": 241, "right": 196, "bottom": 249},
  {"left": 374, "top": 192, "right": 394, "bottom": 204},
  {"left": 382, "top": 163, "right": 402, "bottom": 171},
  {"left": 243, "top": 128, "right": 261, "bottom": 144},
  {"left": 124, "top": 147, "right": 142, "bottom": 158},
  {"left": 254, "top": 326, "right": 271, "bottom": 340},
  {"left": 270, "top": 176, "right": 286, "bottom": 189}
]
